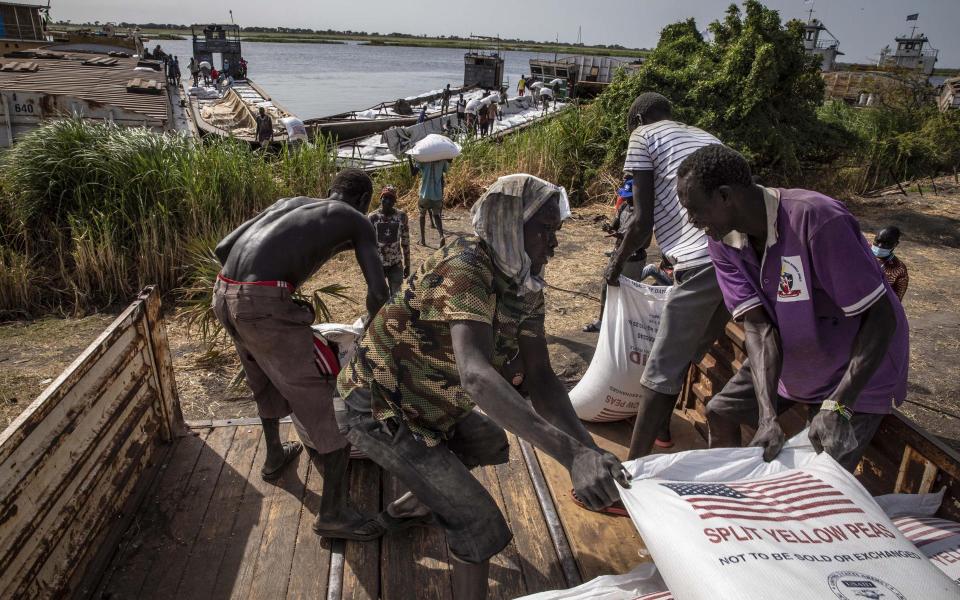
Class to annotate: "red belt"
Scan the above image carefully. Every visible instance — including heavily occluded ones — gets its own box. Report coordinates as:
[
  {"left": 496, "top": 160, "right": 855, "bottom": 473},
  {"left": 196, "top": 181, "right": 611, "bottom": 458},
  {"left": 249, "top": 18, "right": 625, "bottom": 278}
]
[{"left": 217, "top": 273, "right": 294, "bottom": 292}]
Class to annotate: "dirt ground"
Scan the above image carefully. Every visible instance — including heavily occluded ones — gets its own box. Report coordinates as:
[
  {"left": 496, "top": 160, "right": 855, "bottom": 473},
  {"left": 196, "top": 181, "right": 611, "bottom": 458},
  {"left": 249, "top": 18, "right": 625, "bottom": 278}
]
[{"left": 2, "top": 181, "right": 958, "bottom": 450}]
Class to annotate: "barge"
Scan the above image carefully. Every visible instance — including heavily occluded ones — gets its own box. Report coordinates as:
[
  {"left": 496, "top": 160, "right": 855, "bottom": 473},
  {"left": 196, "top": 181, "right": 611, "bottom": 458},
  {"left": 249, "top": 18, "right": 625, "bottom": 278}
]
[
  {"left": 1, "top": 287, "right": 956, "bottom": 598},
  {"left": 185, "top": 23, "right": 297, "bottom": 145},
  {"left": 0, "top": 1, "right": 190, "bottom": 147}
]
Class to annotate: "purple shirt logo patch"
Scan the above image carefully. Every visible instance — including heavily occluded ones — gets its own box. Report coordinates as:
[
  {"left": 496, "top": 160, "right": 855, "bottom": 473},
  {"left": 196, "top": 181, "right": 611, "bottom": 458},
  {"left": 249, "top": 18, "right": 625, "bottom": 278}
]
[{"left": 778, "top": 256, "right": 809, "bottom": 302}]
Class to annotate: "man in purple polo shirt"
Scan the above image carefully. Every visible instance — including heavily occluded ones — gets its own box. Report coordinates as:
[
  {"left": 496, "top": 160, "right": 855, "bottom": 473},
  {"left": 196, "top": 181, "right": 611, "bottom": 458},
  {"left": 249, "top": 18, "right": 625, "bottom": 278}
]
[{"left": 675, "top": 145, "right": 909, "bottom": 471}]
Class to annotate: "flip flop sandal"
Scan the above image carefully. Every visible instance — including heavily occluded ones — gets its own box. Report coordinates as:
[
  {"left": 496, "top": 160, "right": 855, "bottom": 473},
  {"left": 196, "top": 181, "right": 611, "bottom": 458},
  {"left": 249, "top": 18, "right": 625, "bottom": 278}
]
[
  {"left": 570, "top": 489, "right": 630, "bottom": 517},
  {"left": 312, "top": 516, "right": 386, "bottom": 542},
  {"left": 377, "top": 510, "right": 434, "bottom": 534},
  {"left": 261, "top": 441, "right": 303, "bottom": 481}
]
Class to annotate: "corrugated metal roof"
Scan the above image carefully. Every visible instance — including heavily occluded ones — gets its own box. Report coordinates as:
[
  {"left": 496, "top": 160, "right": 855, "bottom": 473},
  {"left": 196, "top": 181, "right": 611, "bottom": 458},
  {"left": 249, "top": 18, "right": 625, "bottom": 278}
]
[{"left": 0, "top": 51, "right": 170, "bottom": 122}]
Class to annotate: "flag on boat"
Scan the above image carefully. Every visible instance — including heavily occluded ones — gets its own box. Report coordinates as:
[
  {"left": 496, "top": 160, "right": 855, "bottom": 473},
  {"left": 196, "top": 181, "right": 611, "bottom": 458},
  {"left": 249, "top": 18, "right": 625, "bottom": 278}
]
[
  {"left": 906, "top": 13, "right": 919, "bottom": 21},
  {"left": 659, "top": 470, "right": 865, "bottom": 522}
]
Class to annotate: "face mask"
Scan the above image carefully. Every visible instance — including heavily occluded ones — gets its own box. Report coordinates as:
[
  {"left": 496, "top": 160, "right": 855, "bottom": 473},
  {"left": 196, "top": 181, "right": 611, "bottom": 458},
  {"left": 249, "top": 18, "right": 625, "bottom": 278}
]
[{"left": 871, "top": 245, "right": 892, "bottom": 259}]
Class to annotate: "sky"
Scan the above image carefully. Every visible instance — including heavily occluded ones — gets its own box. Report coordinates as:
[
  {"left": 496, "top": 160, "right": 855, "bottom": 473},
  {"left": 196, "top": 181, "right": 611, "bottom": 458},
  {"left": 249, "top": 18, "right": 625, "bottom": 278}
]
[{"left": 51, "top": 0, "right": 960, "bottom": 68}]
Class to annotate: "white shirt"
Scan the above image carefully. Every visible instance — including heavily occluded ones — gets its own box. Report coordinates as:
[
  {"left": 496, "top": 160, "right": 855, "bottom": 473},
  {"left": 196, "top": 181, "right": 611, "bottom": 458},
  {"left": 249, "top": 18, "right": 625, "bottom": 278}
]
[{"left": 623, "top": 120, "right": 721, "bottom": 271}]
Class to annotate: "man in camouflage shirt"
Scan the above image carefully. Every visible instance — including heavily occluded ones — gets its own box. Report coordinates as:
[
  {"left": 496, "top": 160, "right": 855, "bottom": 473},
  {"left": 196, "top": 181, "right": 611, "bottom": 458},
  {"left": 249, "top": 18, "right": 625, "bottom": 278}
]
[
  {"left": 325, "top": 174, "right": 630, "bottom": 600},
  {"left": 368, "top": 186, "right": 411, "bottom": 296}
]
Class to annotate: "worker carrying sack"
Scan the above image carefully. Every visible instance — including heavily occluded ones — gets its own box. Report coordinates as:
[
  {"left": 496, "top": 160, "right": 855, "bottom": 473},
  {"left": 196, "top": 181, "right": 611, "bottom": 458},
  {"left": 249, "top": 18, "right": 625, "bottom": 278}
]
[
  {"left": 569, "top": 278, "right": 670, "bottom": 422},
  {"left": 405, "top": 133, "right": 461, "bottom": 162},
  {"left": 619, "top": 435, "right": 960, "bottom": 599}
]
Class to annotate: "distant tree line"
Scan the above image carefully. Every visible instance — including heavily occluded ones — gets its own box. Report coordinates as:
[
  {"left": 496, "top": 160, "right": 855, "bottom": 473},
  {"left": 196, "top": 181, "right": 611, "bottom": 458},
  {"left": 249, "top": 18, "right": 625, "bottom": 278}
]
[{"left": 49, "top": 21, "right": 641, "bottom": 50}]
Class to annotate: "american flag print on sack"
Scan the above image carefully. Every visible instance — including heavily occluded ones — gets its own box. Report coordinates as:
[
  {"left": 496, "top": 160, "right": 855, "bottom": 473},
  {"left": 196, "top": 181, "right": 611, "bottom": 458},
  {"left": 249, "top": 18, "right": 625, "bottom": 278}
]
[
  {"left": 892, "top": 516, "right": 960, "bottom": 548},
  {"left": 660, "top": 471, "right": 866, "bottom": 522}
]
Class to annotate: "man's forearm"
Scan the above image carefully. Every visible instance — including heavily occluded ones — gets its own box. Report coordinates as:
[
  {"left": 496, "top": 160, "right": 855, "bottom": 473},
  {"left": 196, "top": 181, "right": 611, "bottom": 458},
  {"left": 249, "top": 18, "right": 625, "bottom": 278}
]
[
  {"left": 828, "top": 295, "right": 895, "bottom": 408},
  {"left": 743, "top": 310, "right": 783, "bottom": 425},
  {"left": 608, "top": 215, "right": 651, "bottom": 274},
  {"left": 528, "top": 374, "right": 599, "bottom": 451},
  {"left": 466, "top": 367, "right": 586, "bottom": 469}
]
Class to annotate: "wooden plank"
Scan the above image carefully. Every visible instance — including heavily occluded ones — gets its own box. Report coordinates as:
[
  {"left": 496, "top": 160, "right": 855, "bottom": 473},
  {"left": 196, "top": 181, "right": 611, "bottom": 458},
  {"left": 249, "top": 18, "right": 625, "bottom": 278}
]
[
  {"left": 473, "top": 464, "right": 526, "bottom": 600},
  {"left": 380, "top": 471, "right": 452, "bottom": 600},
  {"left": 495, "top": 433, "right": 565, "bottom": 595},
  {"left": 33, "top": 401, "right": 166, "bottom": 597},
  {"left": 176, "top": 425, "right": 260, "bottom": 598},
  {"left": 247, "top": 426, "right": 310, "bottom": 598},
  {"left": 71, "top": 419, "right": 173, "bottom": 598},
  {"left": 1, "top": 365, "right": 158, "bottom": 598},
  {"left": 533, "top": 421, "right": 648, "bottom": 582},
  {"left": 141, "top": 426, "right": 236, "bottom": 599},
  {"left": 98, "top": 429, "right": 210, "bottom": 597},
  {"left": 210, "top": 424, "right": 282, "bottom": 599},
  {"left": 0, "top": 298, "right": 144, "bottom": 459},
  {"left": 287, "top": 448, "right": 332, "bottom": 599},
  {"left": 141, "top": 287, "right": 188, "bottom": 438},
  {"left": 341, "top": 460, "right": 382, "bottom": 600},
  {"left": 0, "top": 327, "right": 143, "bottom": 499}
]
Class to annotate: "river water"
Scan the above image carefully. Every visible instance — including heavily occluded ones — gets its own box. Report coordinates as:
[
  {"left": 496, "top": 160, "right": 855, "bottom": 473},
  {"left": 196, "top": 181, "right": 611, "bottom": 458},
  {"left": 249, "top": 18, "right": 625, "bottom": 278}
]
[{"left": 157, "top": 39, "right": 577, "bottom": 119}]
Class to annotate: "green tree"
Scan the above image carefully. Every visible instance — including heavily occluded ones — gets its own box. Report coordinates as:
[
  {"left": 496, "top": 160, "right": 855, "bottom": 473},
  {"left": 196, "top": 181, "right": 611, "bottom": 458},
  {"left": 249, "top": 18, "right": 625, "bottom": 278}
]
[{"left": 590, "top": 0, "right": 833, "bottom": 177}]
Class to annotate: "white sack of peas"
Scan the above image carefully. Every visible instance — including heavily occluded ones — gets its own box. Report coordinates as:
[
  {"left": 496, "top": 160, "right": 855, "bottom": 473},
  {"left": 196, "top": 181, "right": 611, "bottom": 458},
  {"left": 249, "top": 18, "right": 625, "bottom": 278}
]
[
  {"left": 569, "top": 278, "right": 670, "bottom": 422},
  {"left": 619, "top": 435, "right": 960, "bottom": 600},
  {"left": 514, "top": 563, "right": 669, "bottom": 600},
  {"left": 877, "top": 489, "right": 960, "bottom": 585}
]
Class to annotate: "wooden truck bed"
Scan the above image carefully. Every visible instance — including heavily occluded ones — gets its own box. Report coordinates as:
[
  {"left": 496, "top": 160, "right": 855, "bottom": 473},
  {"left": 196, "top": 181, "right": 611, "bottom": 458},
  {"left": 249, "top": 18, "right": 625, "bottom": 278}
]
[
  {"left": 92, "top": 415, "right": 704, "bottom": 599},
  {"left": 2, "top": 288, "right": 958, "bottom": 599}
]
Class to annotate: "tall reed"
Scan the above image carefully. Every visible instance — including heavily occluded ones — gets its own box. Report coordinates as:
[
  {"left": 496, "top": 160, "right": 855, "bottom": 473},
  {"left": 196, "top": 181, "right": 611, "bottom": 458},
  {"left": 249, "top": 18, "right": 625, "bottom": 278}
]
[{"left": 0, "top": 119, "right": 340, "bottom": 317}]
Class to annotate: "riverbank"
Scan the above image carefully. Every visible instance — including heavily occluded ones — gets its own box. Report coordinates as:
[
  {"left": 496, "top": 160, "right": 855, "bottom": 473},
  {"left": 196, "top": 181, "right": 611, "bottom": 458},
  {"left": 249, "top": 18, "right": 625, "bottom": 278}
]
[{"left": 55, "top": 24, "right": 649, "bottom": 58}]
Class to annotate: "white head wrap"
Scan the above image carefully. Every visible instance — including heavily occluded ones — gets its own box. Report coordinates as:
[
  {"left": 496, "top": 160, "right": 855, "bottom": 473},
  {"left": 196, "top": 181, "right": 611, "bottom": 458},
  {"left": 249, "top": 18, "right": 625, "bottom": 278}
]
[{"left": 471, "top": 174, "right": 570, "bottom": 294}]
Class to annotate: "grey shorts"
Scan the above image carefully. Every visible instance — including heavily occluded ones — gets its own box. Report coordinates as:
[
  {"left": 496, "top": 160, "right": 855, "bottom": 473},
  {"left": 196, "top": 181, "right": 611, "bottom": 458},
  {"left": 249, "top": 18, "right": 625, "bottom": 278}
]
[
  {"left": 340, "top": 397, "right": 512, "bottom": 564},
  {"left": 212, "top": 280, "right": 346, "bottom": 454},
  {"left": 708, "top": 358, "right": 885, "bottom": 472},
  {"left": 641, "top": 262, "right": 730, "bottom": 395}
]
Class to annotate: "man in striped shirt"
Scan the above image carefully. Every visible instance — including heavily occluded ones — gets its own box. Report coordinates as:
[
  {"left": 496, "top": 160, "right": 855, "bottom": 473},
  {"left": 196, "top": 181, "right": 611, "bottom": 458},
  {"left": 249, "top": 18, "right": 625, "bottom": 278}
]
[{"left": 604, "top": 93, "right": 731, "bottom": 460}]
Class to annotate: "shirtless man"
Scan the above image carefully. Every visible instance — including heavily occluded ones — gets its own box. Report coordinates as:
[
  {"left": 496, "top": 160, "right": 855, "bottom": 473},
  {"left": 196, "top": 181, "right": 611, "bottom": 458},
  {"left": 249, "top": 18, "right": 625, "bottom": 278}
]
[{"left": 213, "top": 168, "right": 389, "bottom": 538}]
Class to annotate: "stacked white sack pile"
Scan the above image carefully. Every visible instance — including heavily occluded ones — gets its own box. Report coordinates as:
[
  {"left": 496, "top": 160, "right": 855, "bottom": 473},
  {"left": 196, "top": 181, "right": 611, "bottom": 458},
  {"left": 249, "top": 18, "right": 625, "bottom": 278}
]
[{"left": 518, "top": 434, "right": 960, "bottom": 599}]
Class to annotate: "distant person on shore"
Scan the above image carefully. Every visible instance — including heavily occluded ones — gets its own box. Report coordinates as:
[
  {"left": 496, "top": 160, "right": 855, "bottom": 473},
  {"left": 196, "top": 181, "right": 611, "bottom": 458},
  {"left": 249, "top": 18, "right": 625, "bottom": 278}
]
[
  {"left": 417, "top": 159, "right": 449, "bottom": 247},
  {"left": 168, "top": 56, "right": 181, "bottom": 87},
  {"left": 873, "top": 226, "right": 909, "bottom": 301},
  {"left": 418, "top": 105, "right": 428, "bottom": 124},
  {"left": 255, "top": 107, "right": 273, "bottom": 150},
  {"left": 456, "top": 93, "right": 466, "bottom": 127},
  {"left": 478, "top": 103, "right": 491, "bottom": 137},
  {"left": 213, "top": 169, "right": 389, "bottom": 540},
  {"left": 368, "top": 186, "right": 411, "bottom": 297},
  {"left": 518, "top": 75, "right": 526, "bottom": 97},
  {"left": 441, "top": 84, "right": 452, "bottom": 115},
  {"left": 189, "top": 57, "right": 199, "bottom": 87}
]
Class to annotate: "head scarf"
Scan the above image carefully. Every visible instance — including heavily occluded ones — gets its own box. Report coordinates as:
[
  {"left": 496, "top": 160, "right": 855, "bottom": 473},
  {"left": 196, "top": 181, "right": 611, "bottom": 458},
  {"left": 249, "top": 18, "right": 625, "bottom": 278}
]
[{"left": 471, "top": 174, "right": 570, "bottom": 295}]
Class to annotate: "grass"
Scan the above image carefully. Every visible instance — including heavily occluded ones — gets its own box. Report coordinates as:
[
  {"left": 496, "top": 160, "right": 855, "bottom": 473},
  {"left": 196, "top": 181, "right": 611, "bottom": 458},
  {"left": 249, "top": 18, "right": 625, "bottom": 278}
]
[{"left": 0, "top": 120, "right": 340, "bottom": 318}]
